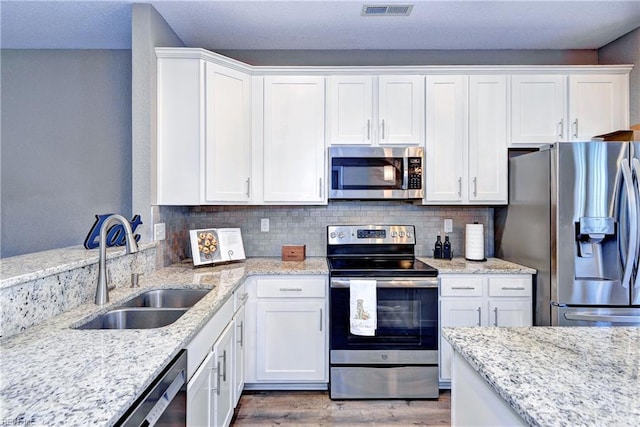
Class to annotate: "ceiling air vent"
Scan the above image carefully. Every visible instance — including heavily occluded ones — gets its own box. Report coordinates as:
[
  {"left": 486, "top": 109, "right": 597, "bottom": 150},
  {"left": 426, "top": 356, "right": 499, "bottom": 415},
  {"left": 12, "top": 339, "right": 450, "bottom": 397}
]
[{"left": 361, "top": 4, "right": 414, "bottom": 16}]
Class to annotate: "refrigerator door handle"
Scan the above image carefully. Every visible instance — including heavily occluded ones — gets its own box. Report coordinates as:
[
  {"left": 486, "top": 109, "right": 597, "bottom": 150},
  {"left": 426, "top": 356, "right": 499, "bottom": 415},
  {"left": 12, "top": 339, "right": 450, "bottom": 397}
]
[
  {"left": 564, "top": 312, "right": 640, "bottom": 324},
  {"left": 631, "top": 158, "right": 640, "bottom": 293},
  {"left": 619, "top": 161, "right": 637, "bottom": 290}
]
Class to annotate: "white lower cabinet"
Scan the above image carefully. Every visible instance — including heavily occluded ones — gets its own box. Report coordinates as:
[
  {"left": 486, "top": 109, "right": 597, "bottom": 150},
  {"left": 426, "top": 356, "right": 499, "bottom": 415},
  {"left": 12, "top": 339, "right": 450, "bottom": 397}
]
[
  {"left": 187, "top": 322, "right": 234, "bottom": 427},
  {"left": 233, "top": 302, "right": 246, "bottom": 407},
  {"left": 186, "top": 283, "right": 247, "bottom": 427},
  {"left": 244, "top": 275, "right": 328, "bottom": 388},
  {"left": 439, "top": 274, "right": 532, "bottom": 387}
]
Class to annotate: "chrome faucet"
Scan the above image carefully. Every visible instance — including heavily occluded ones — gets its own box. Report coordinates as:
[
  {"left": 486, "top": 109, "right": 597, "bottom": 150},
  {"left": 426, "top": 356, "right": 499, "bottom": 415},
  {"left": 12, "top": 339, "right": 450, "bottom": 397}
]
[{"left": 95, "top": 214, "right": 139, "bottom": 305}]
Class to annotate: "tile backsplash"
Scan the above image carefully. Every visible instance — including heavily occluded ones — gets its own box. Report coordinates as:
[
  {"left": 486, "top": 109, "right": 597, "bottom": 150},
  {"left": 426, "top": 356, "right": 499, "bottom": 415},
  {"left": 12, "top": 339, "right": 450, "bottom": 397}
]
[{"left": 158, "top": 203, "right": 493, "bottom": 266}]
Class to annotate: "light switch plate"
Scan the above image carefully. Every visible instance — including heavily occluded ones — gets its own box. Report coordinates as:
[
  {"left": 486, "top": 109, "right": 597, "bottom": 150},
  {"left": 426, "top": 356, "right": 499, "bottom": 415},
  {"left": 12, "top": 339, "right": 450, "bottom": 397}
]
[
  {"left": 444, "top": 218, "right": 453, "bottom": 233},
  {"left": 154, "top": 223, "right": 166, "bottom": 241},
  {"left": 261, "top": 218, "right": 270, "bottom": 232}
]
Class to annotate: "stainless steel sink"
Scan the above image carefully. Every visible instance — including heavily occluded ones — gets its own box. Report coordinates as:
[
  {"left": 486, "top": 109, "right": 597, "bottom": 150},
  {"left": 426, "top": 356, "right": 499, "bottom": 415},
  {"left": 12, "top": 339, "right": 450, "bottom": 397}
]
[
  {"left": 76, "top": 308, "right": 188, "bottom": 330},
  {"left": 118, "top": 288, "right": 210, "bottom": 308}
]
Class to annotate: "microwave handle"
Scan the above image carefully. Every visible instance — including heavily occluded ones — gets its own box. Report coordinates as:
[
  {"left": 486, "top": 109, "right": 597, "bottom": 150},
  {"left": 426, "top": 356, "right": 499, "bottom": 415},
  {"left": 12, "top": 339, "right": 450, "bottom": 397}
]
[{"left": 402, "top": 156, "right": 409, "bottom": 190}]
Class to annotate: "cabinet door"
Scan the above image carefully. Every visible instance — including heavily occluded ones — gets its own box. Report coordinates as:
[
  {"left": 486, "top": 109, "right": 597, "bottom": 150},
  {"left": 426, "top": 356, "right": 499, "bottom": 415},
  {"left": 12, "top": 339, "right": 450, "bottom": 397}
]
[
  {"left": 213, "top": 323, "right": 234, "bottom": 427},
  {"left": 256, "top": 300, "right": 326, "bottom": 381},
  {"left": 468, "top": 75, "right": 508, "bottom": 203},
  {"left": 187, "top": 350, "right": 215, "bottom": 427},
  {"left": 440, "top": 299, "right": 483, "bottom": 382},
  {"left": 156, "top": 57, "right": 202, "bottom": 205},
  {"left": 425, "top": 76, "right": 467, "bottom": 203},
  {"left": 488, "top": 300, "right": 532, "bottom": 327},
  {"left": 328, "top": 76, "right": 373, "bottom": 145},
  {"left": 511, "top": 75, "right": 567, "bottom": 145},
  {"left": 263, "top": 76, "right": 326, "bottom": 203},
  {"left": 204, "top": 63, "right": 252, "bottom": 202},
  {"left": 569, "top": 74, "right": 628, "bottom": 141},
  {"left": 233, "top": 304, "right": 246, "bottom": 407},
  {"left": 378, "top": 75, "right": 424, "bottom": 145}
]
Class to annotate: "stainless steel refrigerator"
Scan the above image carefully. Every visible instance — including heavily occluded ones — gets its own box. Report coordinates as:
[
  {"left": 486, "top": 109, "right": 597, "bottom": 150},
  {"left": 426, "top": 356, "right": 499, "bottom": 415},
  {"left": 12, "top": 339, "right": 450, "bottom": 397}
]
[{"left": 496, "top": 134, "right": 640, "bottom": 326}]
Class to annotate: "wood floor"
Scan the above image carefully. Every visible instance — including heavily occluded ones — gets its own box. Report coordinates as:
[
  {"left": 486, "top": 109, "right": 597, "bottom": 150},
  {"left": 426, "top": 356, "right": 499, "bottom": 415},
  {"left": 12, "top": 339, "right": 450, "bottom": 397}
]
[{"left": 232, "top": 390, "right": 451, "bottom": 426}]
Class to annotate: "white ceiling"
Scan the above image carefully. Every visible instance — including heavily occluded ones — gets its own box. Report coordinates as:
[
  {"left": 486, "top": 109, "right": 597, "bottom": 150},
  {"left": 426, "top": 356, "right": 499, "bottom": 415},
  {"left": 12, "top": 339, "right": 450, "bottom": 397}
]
[{"left": 1, "top": 0, "right": 639, "bottom": 51}]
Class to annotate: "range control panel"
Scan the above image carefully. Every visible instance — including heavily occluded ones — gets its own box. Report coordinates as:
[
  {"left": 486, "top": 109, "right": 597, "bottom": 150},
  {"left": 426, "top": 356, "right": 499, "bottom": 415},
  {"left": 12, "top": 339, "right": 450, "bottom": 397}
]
[{"left": 328, "top": 225, "right": 416, "bottom": 245}]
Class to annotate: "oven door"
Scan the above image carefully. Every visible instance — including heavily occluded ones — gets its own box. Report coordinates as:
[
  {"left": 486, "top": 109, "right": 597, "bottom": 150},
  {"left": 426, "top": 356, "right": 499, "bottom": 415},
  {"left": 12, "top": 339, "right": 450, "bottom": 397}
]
[{"left": 329, "top": 277, "right": 439, "bottom": 351}]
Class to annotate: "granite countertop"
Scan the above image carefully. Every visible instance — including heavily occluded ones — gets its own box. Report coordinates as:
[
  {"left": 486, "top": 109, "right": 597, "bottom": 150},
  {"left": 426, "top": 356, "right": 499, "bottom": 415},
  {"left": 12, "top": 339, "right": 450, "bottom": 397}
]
[
  {"left": 442, "top": 326, "right": 640, "bottom": 426},
  {"left": 0, "top": 257, "right": 328, "bottom": 426},
  {"left": 418, "top": 256, "right": 536, "bottom": 274}
]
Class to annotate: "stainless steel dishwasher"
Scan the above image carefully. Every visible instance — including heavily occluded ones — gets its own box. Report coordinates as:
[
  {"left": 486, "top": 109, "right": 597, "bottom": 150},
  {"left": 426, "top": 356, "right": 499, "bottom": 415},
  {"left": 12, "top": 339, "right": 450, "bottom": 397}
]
[{"left": 117, "top": 350, "right": 187, "bottom": 426}]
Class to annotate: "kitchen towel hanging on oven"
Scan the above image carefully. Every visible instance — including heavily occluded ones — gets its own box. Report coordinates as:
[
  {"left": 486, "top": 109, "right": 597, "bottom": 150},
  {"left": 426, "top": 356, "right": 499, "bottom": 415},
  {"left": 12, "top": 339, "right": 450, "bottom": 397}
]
[{"left": 349, "top": 279, "right": 377, "bottom": 336}]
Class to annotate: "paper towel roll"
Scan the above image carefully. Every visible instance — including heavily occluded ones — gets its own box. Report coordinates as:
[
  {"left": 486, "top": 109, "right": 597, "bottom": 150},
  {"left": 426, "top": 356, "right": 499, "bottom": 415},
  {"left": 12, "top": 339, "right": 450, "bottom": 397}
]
[{"left": 465, "top": 223, "right": 486, "bottom": 261}]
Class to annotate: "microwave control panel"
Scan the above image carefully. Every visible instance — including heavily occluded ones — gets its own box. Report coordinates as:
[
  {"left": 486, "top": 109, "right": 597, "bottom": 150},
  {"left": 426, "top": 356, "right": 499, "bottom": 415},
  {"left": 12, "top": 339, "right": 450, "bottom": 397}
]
[{"left": 408, "top": 158, "right": 422, "bottom": 189}]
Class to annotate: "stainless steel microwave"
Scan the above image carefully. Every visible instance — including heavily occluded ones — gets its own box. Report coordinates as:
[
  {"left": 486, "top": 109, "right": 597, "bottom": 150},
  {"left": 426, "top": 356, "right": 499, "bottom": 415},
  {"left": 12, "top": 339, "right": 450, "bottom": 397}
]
[{"left": 329, "top": 146, "right": 423, "bottom": 200}]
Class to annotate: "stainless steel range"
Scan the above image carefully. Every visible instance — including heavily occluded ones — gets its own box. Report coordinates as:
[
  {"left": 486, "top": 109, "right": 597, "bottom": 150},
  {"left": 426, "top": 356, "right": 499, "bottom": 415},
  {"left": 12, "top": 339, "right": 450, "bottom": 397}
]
[{"left": 326, "top": 225, "right": 439, "bottom": 399}]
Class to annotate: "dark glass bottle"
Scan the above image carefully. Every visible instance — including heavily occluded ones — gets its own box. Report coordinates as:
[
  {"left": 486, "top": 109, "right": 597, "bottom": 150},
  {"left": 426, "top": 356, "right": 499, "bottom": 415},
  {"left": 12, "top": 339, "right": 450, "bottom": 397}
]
[
  {"left": 443, "top": 235, "right": 452, "bottom": 259},
  {"left": 434, "top": 235, "right": 443, "bottom": 259}
]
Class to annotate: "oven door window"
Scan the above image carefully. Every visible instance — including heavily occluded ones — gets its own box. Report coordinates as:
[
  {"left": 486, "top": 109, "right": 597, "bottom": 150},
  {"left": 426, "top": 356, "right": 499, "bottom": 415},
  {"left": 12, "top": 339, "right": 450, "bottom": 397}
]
[
  {"left": 331, "top": 157, "right": 403, "bottom": 190},
  {"left": 330, "top": 287, "right": 438, "bottom": 351}
]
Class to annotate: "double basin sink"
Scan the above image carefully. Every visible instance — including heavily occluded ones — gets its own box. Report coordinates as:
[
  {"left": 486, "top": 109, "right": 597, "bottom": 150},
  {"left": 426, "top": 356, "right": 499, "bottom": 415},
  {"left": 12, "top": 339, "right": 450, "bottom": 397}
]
[{"left": 77, "top": 288, "right": 211, "bottom": 330}]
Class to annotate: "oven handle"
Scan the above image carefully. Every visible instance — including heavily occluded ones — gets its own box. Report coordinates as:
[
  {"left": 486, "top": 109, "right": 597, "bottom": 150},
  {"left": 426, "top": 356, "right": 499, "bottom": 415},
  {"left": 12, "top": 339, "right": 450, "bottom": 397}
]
[{"left": 330, "top": 277, "right": 439, "bottom": 288}]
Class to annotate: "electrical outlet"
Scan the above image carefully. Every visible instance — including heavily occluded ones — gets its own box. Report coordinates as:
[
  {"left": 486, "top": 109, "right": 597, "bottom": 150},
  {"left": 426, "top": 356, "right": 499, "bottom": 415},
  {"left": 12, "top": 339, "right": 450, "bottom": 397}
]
[
  {"left": 154, "top": 223, "right": 166, "bottom": 241},
  {"left": 261, "top": 218, "right": 270, "bottom": 232},
  {"left": 444, "top": 218, "right": 453, "bottom": 233}
]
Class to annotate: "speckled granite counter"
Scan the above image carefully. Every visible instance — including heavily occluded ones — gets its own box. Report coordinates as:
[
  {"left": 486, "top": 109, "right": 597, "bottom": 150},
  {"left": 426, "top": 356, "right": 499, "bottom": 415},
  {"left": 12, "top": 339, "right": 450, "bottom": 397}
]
[
  {"left": 0, "top": 257, "right": 327, "bottom": 426},
  {"left": 443, "top": 327, "right": 640, "bottom": 426},
  {"left": 418, "top": 256, "right": 536, "bottom": 274}
]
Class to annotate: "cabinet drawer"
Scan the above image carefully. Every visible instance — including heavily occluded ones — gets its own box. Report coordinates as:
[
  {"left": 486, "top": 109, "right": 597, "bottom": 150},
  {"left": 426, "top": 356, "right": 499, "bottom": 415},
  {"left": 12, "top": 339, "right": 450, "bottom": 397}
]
[
  {"left": 488, "top": 276, "right": 531, "bottom": 297},
  {"left": 440, "top": 276, "right": 484, "bottom": 297},
  {"left": 256, "top": 277, "right": 326, "bottom": 298}
]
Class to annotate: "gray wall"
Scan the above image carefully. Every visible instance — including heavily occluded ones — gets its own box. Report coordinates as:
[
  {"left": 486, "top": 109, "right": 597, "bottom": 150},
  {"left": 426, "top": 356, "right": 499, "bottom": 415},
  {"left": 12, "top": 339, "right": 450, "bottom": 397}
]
[
  {"left": 131, "top": 4, "right": 184, "bottom": 246},
  {"left": 598, "top": 27, "right": 640, "bottom": 124},
  {"left": 0, "top": 50, "right": 132, "bottom": 258},
  {"left": 216, "top": 49, "right": 598, "bottom": 66}
]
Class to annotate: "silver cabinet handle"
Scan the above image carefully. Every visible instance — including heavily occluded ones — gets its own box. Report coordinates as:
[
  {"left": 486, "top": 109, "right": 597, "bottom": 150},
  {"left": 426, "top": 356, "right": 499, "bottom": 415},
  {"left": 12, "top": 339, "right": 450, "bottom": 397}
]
[
  {"left": 237, "top": 321, "right": 244, "bottom": 347},
  {"left": 246, "top": 177, "right": 251, "bottom": 197},
  {"left": 381, "top": 119, "right": 385, "bottom": 140},
  {"left": 219, "top": 350, "right": 227, "bottom": 382},
  {"left": 572, "top": 118, "right": 578, "bottom": 138},
  {"left": 473, "top": 177, "right": 478, "bottom": 198},
  {"left": 458, "top": 177, "right": 462, "bottom": 197},
  {"left": 452, "top": 286, "right": 476, "bottom": 290},
  {"left": 477, "top": 307, "right": 482, "bottom": 326},
  {"left": 320, "top": 309, "right": 323, "bottom": 332},
  {"left": 319, "top": 178, "right": 323, "bottom": 198},
  {"left": 493, "top": 307, "right": 499, "bottom": 326},
  {"left": 501, "top": 287, "right": 525, "bottom": 291},
  {"left": 367, "top": 119, "right": 371, "bottom": 140},
  {"left": 214, "top": 361, "right": 221, "bottom": 395},
  {"left": 558, "top": 119, "right": 564, "bottom": 139},
  {"left": 280, "top": 287, "right": 303, "bottom": 292}
]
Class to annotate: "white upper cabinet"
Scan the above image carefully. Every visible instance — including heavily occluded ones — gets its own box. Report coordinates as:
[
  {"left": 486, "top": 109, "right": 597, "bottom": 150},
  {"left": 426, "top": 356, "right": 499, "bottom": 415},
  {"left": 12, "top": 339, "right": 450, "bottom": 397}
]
[
  {"left": 156, "top": 50, "right": 252, "bottom": 205},
  {"left": 262, "top": 76, "right": 326, "bottom": 204},
  {"left": 468, "top": 75, "right": 508, "bottom": 203},
  {"left": 425, "top": 75, "right": 507, "bottom": 205},
  {"left": 425, "top": 75, "right": 467, "bottom": 203},
  {"left": 568, "top": 74, "right": 629, "bottom": 141},
  {"left": 327, "top": 75, "right": 424, "bottom": 146},
  {"left": 510, "top": 73, "right": 629, "bottom": 146},
  {"left": 204, "top": 63, "right": 252, "bottom": 203},
  {"left": 511, "top": 75, "right": 566, "bottom": 145}
]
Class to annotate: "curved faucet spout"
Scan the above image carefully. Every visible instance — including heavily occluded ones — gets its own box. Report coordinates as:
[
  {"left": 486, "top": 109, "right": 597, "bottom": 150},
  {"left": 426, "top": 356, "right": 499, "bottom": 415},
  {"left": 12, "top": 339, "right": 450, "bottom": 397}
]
[{"left": 95, "top": 214, "right": 139, "bottom": 305}]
